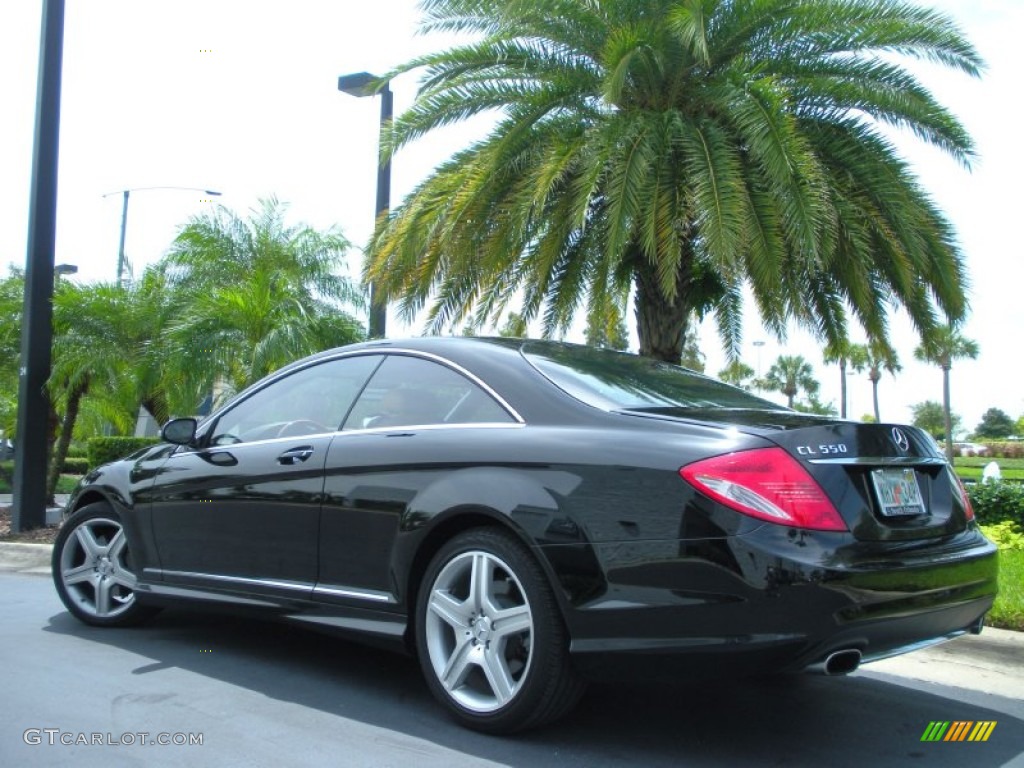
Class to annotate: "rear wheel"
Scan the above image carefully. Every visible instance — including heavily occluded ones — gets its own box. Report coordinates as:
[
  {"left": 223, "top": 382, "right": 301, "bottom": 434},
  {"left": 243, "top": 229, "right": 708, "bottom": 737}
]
[
  {"left": 52, "top": 502, "right": 158, "bottom": 627},
  {"left": 416, "top": 528, "right": 584, "bottom": 733}
]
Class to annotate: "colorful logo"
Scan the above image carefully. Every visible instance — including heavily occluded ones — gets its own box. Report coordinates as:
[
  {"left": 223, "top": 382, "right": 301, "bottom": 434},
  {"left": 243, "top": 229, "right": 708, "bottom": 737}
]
[{"left": 921, "top": 721, "right": 997, "bottom": 742}]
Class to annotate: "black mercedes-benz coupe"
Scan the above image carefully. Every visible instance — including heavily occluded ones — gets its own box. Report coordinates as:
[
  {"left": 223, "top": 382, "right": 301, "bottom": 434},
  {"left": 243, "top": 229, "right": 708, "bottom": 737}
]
[{"left": 53, "top": 337, "right": 998, "bottom": 732}]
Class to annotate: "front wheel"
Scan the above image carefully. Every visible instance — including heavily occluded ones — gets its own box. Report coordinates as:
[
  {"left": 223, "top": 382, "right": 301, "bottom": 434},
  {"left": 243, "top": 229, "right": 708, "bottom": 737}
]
[
  {"left": 52, "top": 502, "right": 158, "bottom": 627},
  {"left": 415, "top": 528, "right": 584, "bottom": 733}
]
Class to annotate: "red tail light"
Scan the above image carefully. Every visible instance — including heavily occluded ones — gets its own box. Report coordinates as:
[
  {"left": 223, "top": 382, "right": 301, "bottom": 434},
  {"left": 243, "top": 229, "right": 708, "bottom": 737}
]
[
  {"left": 680, "top": 447, "right": 847, "bottom": 531},
  {"left": 954, "top": 475, "right": 976, "bottom": 522}
]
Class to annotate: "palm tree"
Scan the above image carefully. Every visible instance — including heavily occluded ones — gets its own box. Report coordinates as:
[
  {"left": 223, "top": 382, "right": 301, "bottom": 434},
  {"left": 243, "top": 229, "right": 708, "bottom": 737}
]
[
  {"left": 823, "top": 340, "right": 869, "bottom": 419},
  {"left": 759, "top": 355, "right": 819, "bottom": 409},
  {"left": 718, "top": 360, "right": 755, "bottom": 390},
  {"left": 914, "top": 326, "right": 979, "bottom": 460},
  {"left": 367, "top": 0, "right": 979, "bottom": 363},
  {"left": 47, "top": 282, "right": 137, "bottom": 499},
  {"left": 859, "top": 343, "right": 901, "bottom": 423},
  {"left": 163, "top": 198, "right": 365, "bottom": 396}
]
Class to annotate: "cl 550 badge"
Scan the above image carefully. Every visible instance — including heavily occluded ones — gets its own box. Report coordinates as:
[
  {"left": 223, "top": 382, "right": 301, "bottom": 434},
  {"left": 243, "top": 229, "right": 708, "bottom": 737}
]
[{"left": 796, "top": 444, "right": 849, "bottom": 456}]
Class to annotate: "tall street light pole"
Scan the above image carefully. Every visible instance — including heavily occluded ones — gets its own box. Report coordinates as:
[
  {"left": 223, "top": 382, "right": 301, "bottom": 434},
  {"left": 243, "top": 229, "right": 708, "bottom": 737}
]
[
  {"left": 103, "top": 186, "right": 222, "bottom": 286},
  {"left": 753, "top": 340, "right": 766, "bottom": 378},
  {"left": 12, "top": 0, "right": 65, "bottom": 533},
  {"left": 338, "top": 71, "right": 392, "bottom": 339}
]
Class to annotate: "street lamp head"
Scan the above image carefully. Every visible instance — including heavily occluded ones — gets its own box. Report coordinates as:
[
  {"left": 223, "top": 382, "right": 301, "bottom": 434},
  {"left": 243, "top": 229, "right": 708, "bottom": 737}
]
[
  {"left": 204, "top": 190, "right": 222, "bottom": 196},
  {"left": 54, "top": 263, "right": 78, "bottom": 277},
  {"left": 338, "top": 71, "right": 386, "bottom": 97}
]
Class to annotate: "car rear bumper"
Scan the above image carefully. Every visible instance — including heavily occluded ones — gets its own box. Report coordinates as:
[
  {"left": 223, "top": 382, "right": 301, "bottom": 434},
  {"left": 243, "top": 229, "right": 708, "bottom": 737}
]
[{"left": 540, "top": 525, "right": 998, "bottom": 680}]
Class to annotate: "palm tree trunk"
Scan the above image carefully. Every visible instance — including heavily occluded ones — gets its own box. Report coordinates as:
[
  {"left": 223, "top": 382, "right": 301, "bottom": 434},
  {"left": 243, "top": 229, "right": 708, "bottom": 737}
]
[
  {"left": 942, "top": 364, "right": 953, "bottom": 461},
  {"left": 633, "top": 251, "right": 693, "bottom": 365},
  {"left": 838, "top": 359, "right": 848, "bottom": 418},
  {"left": 47, "top": 382, "right": 87, "bottom": 502},
  {"left": 142, "top": 392, "right": 169, "bottom": 426},
  {"left": 870, "top": 370, "right": 881, "bottom": 422}
]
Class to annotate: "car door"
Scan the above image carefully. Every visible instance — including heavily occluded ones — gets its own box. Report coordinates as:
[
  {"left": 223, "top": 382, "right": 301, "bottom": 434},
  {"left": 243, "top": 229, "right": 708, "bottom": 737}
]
[
  {"left": 315, "top": 353, "right": 517, "bottom": 605},
  {"left": 148, "top": 354, "right": 382, "bottom": 600}
]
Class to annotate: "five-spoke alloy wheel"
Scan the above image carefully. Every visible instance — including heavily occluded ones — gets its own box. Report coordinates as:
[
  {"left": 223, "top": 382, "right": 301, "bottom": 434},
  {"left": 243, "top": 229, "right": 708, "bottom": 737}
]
[
  {"left": 416, "top": 528, "right": 584, "bottom": 733},
  {"left": 52, "top": 502, "right": 157, "bottom": 627}
]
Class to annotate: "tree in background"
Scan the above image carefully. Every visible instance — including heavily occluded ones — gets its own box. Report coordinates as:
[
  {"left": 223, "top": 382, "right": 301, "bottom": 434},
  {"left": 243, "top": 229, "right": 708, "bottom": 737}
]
[
  {"left": 163, "top": 198, "right": 364, "bottom": 398},
  {"left": 975, "top": 408, "right": 1015, "bottom": 440},
  {"left": 0, "top": 269, "right": 24, "bottom": 438},
  {"left": 823, "top": 340, "right": 868, "bottom": 419},
  {"left": 759, "top": 355, "right": 819, "bottom": 409},
  {"left": 498, "top": 312, "right": 529, "bottom": 338},
  {"left": 584, "top": 308, "right": 629, "bottom": 351},
  {"left": 912, "top": 400, "right": 960, "bottom": 442},
  {"left": 367, "top": 0, "right": 979, "bottom": 365},
  {"left": 857, "top": 342, "right": 901, "bottom": 423},
  {"left": 914, "top": 326, "right": 979, "bottom": 460},
  {"left": 47, "top": 282, "right": 136, "bottom": 499},
  {"left": 0, "top": 198, "right": 364, "bottom": 497},
  {"left": 793, "top": 395, "right": 837, "bottom": 417},
  {"left": 718, "top": 360, "right": 755, "bottom": 390}
]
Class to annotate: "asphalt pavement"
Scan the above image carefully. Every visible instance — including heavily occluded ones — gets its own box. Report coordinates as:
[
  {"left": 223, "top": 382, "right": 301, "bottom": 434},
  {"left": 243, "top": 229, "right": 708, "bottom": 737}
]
[{"left": 2, "top": 544, "right": 1022, "bottom": 767}]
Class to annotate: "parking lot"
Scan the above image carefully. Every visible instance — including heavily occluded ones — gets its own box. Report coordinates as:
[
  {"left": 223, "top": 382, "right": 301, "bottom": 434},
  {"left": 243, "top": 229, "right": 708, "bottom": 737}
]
[{"left": 1, "top": 568, "right": 1022, "bottom": 767}]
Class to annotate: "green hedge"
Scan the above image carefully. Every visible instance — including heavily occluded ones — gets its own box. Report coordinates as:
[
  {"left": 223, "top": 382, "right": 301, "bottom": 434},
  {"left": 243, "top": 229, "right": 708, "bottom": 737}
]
[
  {"left": 967, "top": 481, "right": 1024, "bottom": 527},
  {"left": 87, "top": 437, "right": 161, "bottom": 468},
  {"left": 61, "top": 457, "right": 90, "bottom": 475}
]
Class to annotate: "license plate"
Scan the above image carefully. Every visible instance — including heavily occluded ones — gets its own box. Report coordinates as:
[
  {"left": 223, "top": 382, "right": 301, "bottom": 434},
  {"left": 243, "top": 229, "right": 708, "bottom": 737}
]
[{"left": 870, "top": 468, "right": 926, "bottom": 517}]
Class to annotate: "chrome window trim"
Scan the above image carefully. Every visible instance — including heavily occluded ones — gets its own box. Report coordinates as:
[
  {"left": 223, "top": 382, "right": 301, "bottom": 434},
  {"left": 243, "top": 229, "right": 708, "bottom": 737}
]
[
  {"left": 359, "top": 347, "right": 525, "bottom": 425},
  {"left": 193, "top": 347, "right": 524, "bottom": 447},
  {"left": 169, "top": 422, "right": 525, "bottom": 459},
  {"left": 339, "top": 421, "right": 525, "bottom": 436},
  {"left": 240, "top": 347, "right": 524, "bottom": 423}
]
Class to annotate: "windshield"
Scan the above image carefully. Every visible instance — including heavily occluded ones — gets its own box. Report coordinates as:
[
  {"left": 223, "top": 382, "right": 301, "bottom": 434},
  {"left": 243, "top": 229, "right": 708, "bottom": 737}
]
[{"left": 521, "top": 341, "right": 786, "bottom": 412}]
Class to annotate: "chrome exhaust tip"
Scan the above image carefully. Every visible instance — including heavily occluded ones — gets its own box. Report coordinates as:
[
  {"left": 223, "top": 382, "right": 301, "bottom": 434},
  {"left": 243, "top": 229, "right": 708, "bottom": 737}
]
[{"left": 822, "top": 648, "right": 862, "bottom": 676}]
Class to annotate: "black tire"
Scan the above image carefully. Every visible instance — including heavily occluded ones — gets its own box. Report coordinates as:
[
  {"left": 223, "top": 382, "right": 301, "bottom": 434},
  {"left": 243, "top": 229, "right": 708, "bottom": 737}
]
[
  {"left": 52, "top": 502, "right": 159, "bottom": 627},
  {"left": 415, "top": 527, "right": 585, "bottom": 733}
]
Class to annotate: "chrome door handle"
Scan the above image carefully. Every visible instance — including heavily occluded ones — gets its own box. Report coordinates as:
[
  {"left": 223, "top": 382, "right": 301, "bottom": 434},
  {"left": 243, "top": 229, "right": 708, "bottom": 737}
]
[{"left": 277, "top": 446, "right": 314, "bottom": 465}]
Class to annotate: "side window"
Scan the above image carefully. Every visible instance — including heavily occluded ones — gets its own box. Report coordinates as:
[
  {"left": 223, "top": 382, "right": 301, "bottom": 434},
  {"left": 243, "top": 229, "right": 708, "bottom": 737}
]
[
  {"left": 343, "top": 355, "right": 514, "bottom": 430},
  {"left": 209, "top": 355, "right": 381, "bottom": 445}
]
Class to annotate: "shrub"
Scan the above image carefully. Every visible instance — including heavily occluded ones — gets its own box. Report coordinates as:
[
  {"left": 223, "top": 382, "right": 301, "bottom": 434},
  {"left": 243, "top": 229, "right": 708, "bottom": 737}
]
[
  {"left": 980, "top": 442, "right": 1024, "bottom": 459},
  {"left": 967, "top": 481, "right": 1024, "bottom": 527},
  {"left": 87, "top": 437, "right": 161, "bottom": 468},
  {"left": 60, "top": 457, "right": 90, "bottom": 475},
  {"left": 979, "top": 521, "right": 1024, "bottom": 551},
  {"left": 65, "top": 443, "right": 89, "bottom": 459}
]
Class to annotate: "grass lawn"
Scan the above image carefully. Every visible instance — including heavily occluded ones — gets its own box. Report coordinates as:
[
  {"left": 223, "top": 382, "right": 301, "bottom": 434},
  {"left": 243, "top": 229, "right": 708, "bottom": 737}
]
[
  {"left": 986, "top": 548, "right": 1024, "bottom": 632},
  {"left": 957, "top": 457, "right": 1024, "bottom": 470},
  {"left": 954, "top": 456, "right": 1024, "bottom": 482},
  {"left": 0, "top": 474, "right": 80, "bottom": 495}
]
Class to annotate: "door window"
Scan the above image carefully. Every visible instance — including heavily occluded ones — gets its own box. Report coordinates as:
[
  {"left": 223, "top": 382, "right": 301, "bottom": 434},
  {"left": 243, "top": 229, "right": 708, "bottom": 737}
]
[
  {"left": 343, "top": 355, "right": 514, "bottom": 430},
  {"left": 209, "top": 355, "right": 381, "bottom": 445}
]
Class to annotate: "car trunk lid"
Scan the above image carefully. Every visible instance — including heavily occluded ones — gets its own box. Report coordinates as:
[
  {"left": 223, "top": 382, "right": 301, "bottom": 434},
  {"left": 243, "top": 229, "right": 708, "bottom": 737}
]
[
  {"left": 753, "top": 422, "right": 965, "bottom": 541},
  {"left": 624, "top": 409, "right": 968, "bottom": 541}
]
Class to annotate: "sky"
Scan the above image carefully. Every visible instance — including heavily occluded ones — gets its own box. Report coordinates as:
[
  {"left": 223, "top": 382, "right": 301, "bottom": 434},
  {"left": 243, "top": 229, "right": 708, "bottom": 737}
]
[{"left": 1, "top": 0, "right": 1021, "bottom": 434}]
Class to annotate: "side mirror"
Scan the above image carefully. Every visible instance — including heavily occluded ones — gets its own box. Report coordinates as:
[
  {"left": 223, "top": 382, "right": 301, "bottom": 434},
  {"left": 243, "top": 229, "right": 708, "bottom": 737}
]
[{"left": 161, "top": 417, "right": 198, "bottom": 446}]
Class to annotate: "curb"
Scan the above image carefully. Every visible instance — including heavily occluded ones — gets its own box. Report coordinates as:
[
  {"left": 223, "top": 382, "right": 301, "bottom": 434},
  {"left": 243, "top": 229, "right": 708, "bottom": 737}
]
[{"left": 0, "top": 542, "right": 53, "bottom": 575}]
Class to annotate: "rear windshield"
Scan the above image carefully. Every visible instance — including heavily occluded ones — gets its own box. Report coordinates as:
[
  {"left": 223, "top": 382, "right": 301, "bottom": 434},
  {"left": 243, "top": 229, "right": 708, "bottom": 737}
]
[{"left": 521, "top": 342, "right": 785, "bottom": 412}]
